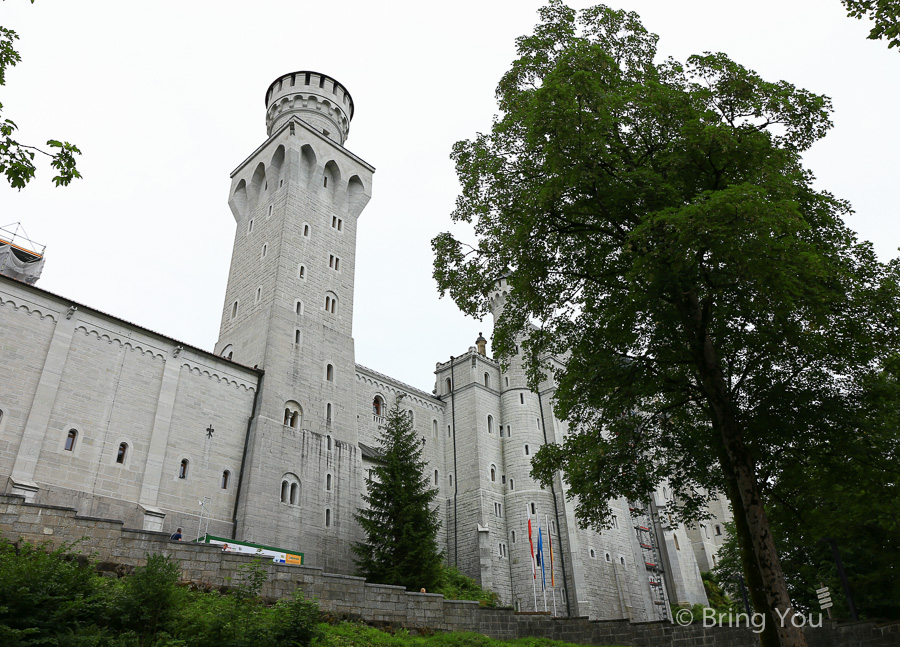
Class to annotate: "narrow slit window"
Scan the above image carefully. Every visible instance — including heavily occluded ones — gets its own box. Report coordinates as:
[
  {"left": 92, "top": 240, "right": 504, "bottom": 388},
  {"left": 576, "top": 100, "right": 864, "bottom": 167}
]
[
  {"left": 326, "top": 473, "right": 332, "bottom": 491},
  {"left": 326, "top": 364, "right": 334, "bottom": 381},
  {"left": 231, "top": 301, "right": 238, "bottom": 319},
  {"left": 248, "top": 219, "right": 254, "bottom": 233},
  {"left": 298, "top": 264, "right": 306, "bottom": 279},
  {"left": 303, "top": 224, "right": 310, "bottom": 237},
  {"left": 520, "top": 393, "right": 524, "bottom": 404},
  {"left": 116, "top": 442, "right": 128, "bottom": 464},
  {"left": 178, "top": 459, "right": 189, "bottom": 479},
  {"left": 325, "top": 508, "right": 331, "bottom": 527},
  {"left": 290, "top": 482, "right": 298, "bottom": 505},
  {"left": 324, "top": 176, "right": 328, "bottom": 188},
  {"left": 434, "top": 470, "right": 439, "bottom": 485},
  {"left": 326, "top": 404, "right": 332, "bottom": 424},
  {"left": 64, "top": 429, "right": 77, "bottom": 451},
  {"left": 281, "top": 481, "right": 289, "bottom": 503},
  {"left": 295, "top": 330, "right": 301, "bottom": 345},
  {"left": 524, "top": 444, "right": 530, "bottom": 456},
  {"left": 221, "top": 470, "right": 230, "bottom": 489}
]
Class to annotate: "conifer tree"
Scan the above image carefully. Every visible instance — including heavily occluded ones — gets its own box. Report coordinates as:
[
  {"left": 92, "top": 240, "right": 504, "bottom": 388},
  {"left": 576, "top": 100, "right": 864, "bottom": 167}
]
[{"left": 353, "top": 395, "right": 443, "bottom": 591}]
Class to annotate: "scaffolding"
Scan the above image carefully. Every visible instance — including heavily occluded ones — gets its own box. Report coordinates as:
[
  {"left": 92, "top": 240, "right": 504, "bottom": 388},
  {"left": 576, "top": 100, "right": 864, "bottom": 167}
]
[
  {"left": 0, "top": 222, "right": 46, "bottom": 284},
  {"left": 628, "top": 501, "right": 670, "bottom": 620}
]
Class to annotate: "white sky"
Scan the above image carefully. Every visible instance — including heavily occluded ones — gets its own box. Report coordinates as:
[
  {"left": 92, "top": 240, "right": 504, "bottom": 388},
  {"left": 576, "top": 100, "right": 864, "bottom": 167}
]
[{"left": 1, "top": 1, "right": 896, "bottom": 392}]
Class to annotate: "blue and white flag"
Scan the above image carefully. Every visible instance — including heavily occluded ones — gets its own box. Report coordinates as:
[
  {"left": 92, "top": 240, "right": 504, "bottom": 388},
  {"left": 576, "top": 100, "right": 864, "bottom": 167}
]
[{"left": 537, "top": 524, "right": 546, "bottom": 591}]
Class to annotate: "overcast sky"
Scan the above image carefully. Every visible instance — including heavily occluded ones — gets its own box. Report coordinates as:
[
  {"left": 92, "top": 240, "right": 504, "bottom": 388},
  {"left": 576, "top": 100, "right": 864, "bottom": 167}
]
[{"left": 1, "top": 1, "right": 896, "bottom": 392}]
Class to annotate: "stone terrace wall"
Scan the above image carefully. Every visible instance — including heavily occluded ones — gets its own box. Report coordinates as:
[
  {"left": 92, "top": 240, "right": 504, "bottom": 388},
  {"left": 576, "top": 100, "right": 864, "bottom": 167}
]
[{"left": 1, "top": 494, "right": 897, "bottom": 647}]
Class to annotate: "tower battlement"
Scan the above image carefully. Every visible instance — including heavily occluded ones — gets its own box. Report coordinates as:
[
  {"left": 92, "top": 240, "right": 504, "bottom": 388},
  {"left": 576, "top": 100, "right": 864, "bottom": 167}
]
[{"left": 265, "top": 71, "right": 354, "bottom": 144}]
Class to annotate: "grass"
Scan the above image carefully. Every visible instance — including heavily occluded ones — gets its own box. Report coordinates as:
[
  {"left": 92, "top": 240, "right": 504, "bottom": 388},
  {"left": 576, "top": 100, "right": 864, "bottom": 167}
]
[{"left": 315, "top": 621, "right": 625, "bottom": 647}]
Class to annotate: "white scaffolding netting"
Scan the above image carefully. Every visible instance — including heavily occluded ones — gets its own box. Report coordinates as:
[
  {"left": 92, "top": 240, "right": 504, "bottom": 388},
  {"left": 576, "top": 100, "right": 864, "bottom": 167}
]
[{"left": 0, "top": 242, "right": 45, "bottom": 284}]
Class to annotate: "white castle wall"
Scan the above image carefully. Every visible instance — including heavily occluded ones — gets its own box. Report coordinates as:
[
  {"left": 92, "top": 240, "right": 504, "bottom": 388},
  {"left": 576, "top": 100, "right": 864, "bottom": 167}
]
[{"left": 0, "top": 71, "right": 723, "bottom": 622}]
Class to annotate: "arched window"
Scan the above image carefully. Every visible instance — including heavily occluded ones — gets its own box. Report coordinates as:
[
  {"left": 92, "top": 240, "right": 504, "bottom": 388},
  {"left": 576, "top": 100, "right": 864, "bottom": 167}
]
[
  {"left": 178, "top": 459, "right": 189, "bottom": 479},
  {"left": 324, "top": 292, "right": 337, "bottom": 314},
  {"left": 590, "top": 549, "right": 596, "bottom": 559},
  {"left": 407, "top": 410, "right": 414, "bottom": 426},
  {"left": 663, "top": 487, "right": 669, "bottom": 499},
  {"left": 64, "top": 429, "right": 77, "bottom": 451},
  {"left": 484, "top": 373, "right": 490, "bottom": 387},
  {"left": 255, "top": 286, "right": 262, "bottom": 303},
  {"left": 295, "top": 329, "right": 301, "bottom": 345},
  {"left": 326, "top": 473, "right": 332, "bottom": 491},
  {"left": 325, "top": 509, "right": 331, "bottom": 527},
  {"left": 605, "top": 553, "right": 612, "bottom": 562},
  {"left": 509, "top": 478, "right": 514, "bottom": 490},
  {"left": 620, "top": 556, "right": 626, "bottom": 565},
  {"left": 231, "top": 301, "right": 238, "bottom": 319},
  {"left": 261, "top": 244, "right": 267, "bottom": 259},
  {"left": 116, "top": 442, "right": 128, "bottom": 464},
  {"left": 432, "top": 420, "right": 437, "bottom": 438},
  {"left": 505, "top": 376, "right": 509, "bottom": 387},
  {"left": 703, "top": 524, "right": 710, "bottom": 539},
  {"left": 447, "top": 425, "right": 451, "bottom": 437},
  {"left": 373, "top": 395, "right": 385, "bottom": 416},
  {"left": 295, "top": 300, "right": 303, "bottom": 315},
  {"left": 298, "top": 264, "right": 306, "bottom": 279},
  {"left": 284, "top": 402, "right": 302, "bottom": 428},
  {"left": 490, "top": 465, "right": 496, "bottom": 482},
  {"left": 445, "top": 378, "right": 451, "bottom": 394},
  {"left": 326, "top": 403, "right": 332, "bottom": 424},
  {"left": 511, "top": 530, "right": 516, "bottom": 543},
  {"left": 530, "top": 502, "right": 536, "bottom": 515},
  {"left": 715, "top": 525, "right": 722, "bottom": 536},
  {"left": 524, "top": 444, "right": 530, "bottom": 456},
  {"left": 326, "top": 364, "right": 334, "bottom": 381},
  {"left": 487, "top": 415, "right": 493, "bottom": 434},
  {"left": 507, "top": 425, "right": 511, "bottom": 437},
  {"left": 520, "top": 393, "right": 524, "bottom": 404},
  {"left": 290, "top": 482, "right": 298, "bottom": 505},
  {"left": 536, "top": 418, "right": 541, "bottom": 429},
  {"left": 449, "top": 474, "right": 453, "bottom": 487},
  {"left": 327, "top": 435, "right": 333, "bottom": 450},
  {"left": 281, "top": 481, "right": 289, "bottom": 503},
  {"left": 221, "top": 470, "right": 230, "bottom": 489},
  {"left": 303, "top": 223, "right": 310, "bottom": 237},
  {"left": 434, "top": 469, "right": 439, "bottom": 485}
]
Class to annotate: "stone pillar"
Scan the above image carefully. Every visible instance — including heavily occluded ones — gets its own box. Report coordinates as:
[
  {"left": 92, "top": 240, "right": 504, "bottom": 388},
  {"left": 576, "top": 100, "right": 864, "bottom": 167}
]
[
  {"left": 137, "top": 352, "right": 183, "bottom": 529},
  {"left": 9, "top": 311, "right": 77, "bottom": 499}
]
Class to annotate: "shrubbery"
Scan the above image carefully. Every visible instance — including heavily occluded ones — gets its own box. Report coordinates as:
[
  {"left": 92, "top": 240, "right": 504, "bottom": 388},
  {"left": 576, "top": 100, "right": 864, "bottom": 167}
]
[{"left": 0, "top": 536, "right": 320, "bottom": 647}]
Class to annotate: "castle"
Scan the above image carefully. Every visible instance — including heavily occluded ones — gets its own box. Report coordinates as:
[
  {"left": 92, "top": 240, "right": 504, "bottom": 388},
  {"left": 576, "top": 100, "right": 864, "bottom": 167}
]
[{"left": 0, "top": 71, "right": 730, "bottom": 621}]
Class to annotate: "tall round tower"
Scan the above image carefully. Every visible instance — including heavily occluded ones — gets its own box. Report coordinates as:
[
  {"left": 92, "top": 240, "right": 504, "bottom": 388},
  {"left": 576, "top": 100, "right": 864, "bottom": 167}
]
[{"left": 264, "top": 71, "right": 354, "bottom": 144}]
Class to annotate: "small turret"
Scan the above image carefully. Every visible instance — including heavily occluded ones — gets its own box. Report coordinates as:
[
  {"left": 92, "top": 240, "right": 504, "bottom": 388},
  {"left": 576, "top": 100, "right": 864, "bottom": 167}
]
[
  {"left": 264, "top": 71, "right": 354, "bottom": 144},
  {"left": 475, "top": 332, "right": 487, "bottom": 356}
]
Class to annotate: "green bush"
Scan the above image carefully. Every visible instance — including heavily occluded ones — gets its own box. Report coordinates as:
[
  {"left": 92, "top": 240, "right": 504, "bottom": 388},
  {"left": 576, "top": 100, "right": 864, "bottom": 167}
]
[
  {"left": 0, "top": 536, "right": 110, "bottom": 647},
  {"left": 435, "top": 566, "right": 500, "bottom": 607}
]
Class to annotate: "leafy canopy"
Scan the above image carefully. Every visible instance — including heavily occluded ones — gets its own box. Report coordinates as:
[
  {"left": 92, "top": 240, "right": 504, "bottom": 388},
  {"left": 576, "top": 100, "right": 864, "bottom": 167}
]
[
  {"left": 842, "top": 0, "right": 900, "bottom": 50},
  {"left": 433, "top": 0, "right": 900, "bottom": 531},
  {"left": 353, "top": 395, "right": 444, "bottom": 591},
  {"left": 0, "top": 1, "right": 81, "bottom": 189}
]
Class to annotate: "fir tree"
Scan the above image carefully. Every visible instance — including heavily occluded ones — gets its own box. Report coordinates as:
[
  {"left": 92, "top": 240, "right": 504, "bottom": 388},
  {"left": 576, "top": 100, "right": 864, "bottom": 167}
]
[{"left": 353, "top": 395, "right": 443, "bottom": 591}]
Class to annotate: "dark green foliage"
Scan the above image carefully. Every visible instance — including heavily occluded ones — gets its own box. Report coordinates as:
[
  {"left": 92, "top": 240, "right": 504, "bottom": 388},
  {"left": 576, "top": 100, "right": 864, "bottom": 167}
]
[
  {"left": 0, "top": 5, "right": 82, "bottom": 189},
  {"left": 0, "top": 536, "right": 109, "bottom": 647},
  {"left": 700, "top": 572, "right": 740, "bottom": 614},
  {"left": 435, "top": 566, "right": 500, "bottom": 607},
  {"left": 114, "top": 554, "right": 181, "bottom": 646},
  {"left": 353, "top": 396, "right": 443, "bottom": 591},
  {"left": 842, "top": 0, "right": 900, "bottom": 50},
  {"left": 432, "top": 2, "right": 900, "bottom": 640},
  {"left": 0, "top": 538, "right": 321, "bottom": 647}
]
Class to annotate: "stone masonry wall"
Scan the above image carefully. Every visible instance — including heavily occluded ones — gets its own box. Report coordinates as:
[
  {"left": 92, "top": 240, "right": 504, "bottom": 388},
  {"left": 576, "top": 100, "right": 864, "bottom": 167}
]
[{"left": 1, "top": 494, "right": 896, "bottom": 647}]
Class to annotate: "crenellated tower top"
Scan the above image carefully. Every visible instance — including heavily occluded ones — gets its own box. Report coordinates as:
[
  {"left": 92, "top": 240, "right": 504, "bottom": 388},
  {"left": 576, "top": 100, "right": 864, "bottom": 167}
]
[{"left": 265, "top": 71, "right": 354, "bottom": 144}]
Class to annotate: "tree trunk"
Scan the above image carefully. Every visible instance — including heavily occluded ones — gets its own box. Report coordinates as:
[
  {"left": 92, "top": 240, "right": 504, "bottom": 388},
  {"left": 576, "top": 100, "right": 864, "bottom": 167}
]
[
  {"left": 681, "top": 292, "right": 807, "bottom": 647},
  {"left": 719, "top": 455, "right": 779, "bottom": 647}
]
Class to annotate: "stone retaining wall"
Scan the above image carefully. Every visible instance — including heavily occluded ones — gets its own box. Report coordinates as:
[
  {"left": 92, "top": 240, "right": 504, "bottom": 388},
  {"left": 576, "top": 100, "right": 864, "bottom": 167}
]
[{"left": 1, "top": 494, "right": 896, "bottom": 647}]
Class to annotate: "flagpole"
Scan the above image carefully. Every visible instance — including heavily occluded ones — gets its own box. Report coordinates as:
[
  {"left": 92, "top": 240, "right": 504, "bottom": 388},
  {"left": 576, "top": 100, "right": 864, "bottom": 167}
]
[
  {"left": 539, "top": 514, "right": 547, "bottom": 612},
  {"left": 528, "top": 508, "right": 537, "bottom": 612},
  {"left": 547, "top": 514, "right": 557, "bottom": 616}
]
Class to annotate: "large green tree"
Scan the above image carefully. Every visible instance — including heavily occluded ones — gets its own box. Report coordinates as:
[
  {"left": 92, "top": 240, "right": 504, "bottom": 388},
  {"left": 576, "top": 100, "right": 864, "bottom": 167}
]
[
  {"left": 1, "top": 1, "right": 81, "bottom": 189},
  {"left": 353, "top": 396, "right": 443, "bottom": 592},
  {"left": 432, "top": 3, "right": 900, "bottom": 646},
  {"left": 841, "top": 0, "right": 900, "bottom": 51}
]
